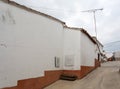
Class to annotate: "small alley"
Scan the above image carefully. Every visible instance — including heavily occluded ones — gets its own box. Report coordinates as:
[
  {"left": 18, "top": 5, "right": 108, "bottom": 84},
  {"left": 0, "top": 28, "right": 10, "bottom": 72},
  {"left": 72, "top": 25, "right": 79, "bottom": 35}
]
[{"left": 45, "top": 61, "right": 120, "bottom": 89}]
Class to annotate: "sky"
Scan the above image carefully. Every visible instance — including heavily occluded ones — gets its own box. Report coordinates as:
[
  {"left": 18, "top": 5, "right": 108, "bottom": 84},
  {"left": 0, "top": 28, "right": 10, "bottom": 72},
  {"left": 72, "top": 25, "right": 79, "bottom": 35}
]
[{"left": 11, "top": 0, "right": 120, "bottom": 52}]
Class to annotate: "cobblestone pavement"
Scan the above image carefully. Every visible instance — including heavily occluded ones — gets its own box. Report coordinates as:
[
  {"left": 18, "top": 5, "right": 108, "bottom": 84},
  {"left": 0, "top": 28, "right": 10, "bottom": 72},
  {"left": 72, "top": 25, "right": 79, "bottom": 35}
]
[{"left": 44, "top": 61, "right": 120, "bottom": 89}]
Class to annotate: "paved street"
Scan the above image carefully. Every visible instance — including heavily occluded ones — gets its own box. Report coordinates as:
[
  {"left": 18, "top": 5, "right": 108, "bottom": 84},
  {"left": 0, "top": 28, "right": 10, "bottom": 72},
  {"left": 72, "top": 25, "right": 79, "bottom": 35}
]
[{"left": 44, "top": 61, "right": 120, "bottom": 89}]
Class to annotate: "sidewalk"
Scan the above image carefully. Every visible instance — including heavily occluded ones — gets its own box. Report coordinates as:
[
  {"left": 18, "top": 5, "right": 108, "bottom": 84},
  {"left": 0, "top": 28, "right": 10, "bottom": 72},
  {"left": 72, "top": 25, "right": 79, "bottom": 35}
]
[{"left": 44, "top": 61, "right": 120, "bottom": 89}]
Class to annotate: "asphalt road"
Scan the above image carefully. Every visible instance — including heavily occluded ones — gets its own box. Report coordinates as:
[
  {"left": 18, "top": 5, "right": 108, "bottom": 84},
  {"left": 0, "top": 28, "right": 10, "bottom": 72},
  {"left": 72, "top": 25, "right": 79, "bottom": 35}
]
[{"left": 44, "top": 61, "right": 120, "bottom": 89}]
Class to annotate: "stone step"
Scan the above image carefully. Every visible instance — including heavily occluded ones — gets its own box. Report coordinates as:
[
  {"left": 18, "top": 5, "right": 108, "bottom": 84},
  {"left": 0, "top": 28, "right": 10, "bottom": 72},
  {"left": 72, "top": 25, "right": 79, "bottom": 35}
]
[{"left": 60, "top": 75, "right": 77, "bottom": 81}]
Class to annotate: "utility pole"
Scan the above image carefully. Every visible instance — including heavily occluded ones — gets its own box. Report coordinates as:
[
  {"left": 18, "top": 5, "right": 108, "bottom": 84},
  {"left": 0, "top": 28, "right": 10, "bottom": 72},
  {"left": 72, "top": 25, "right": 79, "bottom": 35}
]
[
  {"left": 81, "top": 8, "right": 103, "bottom": 38},
  {"left": 81, "top": 8, "right": 103, "bottom": 57}
]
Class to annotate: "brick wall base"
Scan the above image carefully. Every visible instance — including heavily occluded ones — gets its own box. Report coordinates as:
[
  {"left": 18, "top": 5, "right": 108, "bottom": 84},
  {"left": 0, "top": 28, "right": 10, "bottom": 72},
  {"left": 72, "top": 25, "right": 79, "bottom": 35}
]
[
  {"left": 63, "top": 66, "right": 95, "bottom": 79},
  {"left": 62, "top": 59, "right": 101, "bottom": 79},
  {"left": 80, "top": 66, "right": 95, "bottom": 78},
  {"left": 2, "top": 70, "right": 63, "bottom": 89},
  {"left": 2, "top": 59, "right": 101, "bottom": 89}
]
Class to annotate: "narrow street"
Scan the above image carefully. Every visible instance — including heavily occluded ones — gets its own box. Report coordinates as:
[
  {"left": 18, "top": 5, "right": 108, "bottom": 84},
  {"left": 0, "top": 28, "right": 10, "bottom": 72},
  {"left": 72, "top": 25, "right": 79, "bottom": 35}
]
[{"left": 44, "top": 61, "right": 120, "bottom": 89}]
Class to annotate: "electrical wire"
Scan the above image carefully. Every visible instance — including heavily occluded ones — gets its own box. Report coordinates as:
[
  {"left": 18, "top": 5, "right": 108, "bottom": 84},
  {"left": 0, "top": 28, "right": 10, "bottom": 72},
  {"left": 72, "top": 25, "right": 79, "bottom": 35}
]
[
  {"left": 104, "top": 41, "right": 120, "bottom": 52},
  {"left": 104, "top": 40, "right": 120, "bottom": 46}
]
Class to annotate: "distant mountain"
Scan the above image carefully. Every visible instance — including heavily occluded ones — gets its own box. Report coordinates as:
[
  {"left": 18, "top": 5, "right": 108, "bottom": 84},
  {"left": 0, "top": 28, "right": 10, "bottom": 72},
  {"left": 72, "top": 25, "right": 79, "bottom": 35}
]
[{"left": 104, "top": 41, "right": 120, "bottom": 52}]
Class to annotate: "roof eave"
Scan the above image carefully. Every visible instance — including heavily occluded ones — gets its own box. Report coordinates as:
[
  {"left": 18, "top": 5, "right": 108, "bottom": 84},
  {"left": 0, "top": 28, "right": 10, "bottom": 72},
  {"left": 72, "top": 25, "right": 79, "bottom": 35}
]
[
  {"left": 81, "top": 29, "right": 97, "bottom": 44},
  {"left": 2, "top": 0, "right": 66, "bottom": 25}
]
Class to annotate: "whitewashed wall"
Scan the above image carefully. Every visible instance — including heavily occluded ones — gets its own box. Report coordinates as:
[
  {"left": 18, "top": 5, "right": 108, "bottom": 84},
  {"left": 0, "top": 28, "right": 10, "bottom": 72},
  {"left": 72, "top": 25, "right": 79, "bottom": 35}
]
[
  {"left": 0, "top": 1, "right": 64, "bottom": 88},
  {"left": 63, "top": 28, "right": 81, "bottom": 70},
  {"left": 80, "top": 32, "right": 96, "bottom": 66}
]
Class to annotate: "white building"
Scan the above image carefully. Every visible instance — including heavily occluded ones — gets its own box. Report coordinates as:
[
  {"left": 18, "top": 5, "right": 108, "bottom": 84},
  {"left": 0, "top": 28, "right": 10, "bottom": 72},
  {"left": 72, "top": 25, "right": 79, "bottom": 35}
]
[
  {"left": 105, "top": 52, "right": 113, "bottom": 58},
  {"left": 80, "top": 30, "right": 97, "bottom": 67},
  {"left": 0, "top": 0, "right": 65, "bottom": 88},
  {"left": 92, "top": 37, "right": 104, "bottom": 61},
  {"left": 0, "top": 0, "right": 101, "bottom": 89},
  {"left": 63, "top": 26, "right": 98, "bottom": 78},
  {"left": 63, "top": 26, "right": 81, "bottom": 70}
]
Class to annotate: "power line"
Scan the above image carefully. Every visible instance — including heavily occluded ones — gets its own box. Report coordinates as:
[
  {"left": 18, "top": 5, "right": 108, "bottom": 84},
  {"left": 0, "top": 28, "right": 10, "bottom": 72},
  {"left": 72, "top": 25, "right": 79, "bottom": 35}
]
[
  {"left": 104, "top": 40, "right": 120, "bottom": 46},
  {"left": 79, "top": 8, "right": 103, "bottom": 55},
  {"left": 104, "top": 41, "right": 120, "bottom": 52},
  {"left": 104, "top": 48, "right": 120, "bottom": 52}
]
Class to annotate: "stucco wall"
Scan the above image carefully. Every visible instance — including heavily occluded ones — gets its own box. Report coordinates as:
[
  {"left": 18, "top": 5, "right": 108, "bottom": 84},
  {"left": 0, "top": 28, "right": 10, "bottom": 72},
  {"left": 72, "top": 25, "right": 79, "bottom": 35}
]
[
  {"left": 0, "top": 1, "right": 64, "bottom": 88},
  {"left": 63, "top": 28, "right": 81, "bottom": 70},
  {"left": 80, "top": 32, "right": 96, "bottom": 66}
]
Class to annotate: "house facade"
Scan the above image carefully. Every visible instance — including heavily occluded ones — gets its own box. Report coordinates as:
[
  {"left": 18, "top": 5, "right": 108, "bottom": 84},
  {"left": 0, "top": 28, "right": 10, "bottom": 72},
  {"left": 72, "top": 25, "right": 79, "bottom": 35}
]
[
  {"left": 93, "top": 37, "right": 104, "bottom": 62},
  {"left": 63, "top": 26, "right": 99, "bottom": 78},
  {"left": 63, "top": 26, "right": 81, "bottom": 70},
  {"left": 0, "top": 0, "right": 65, "bottom": 89},
  {"left": 0, "top": 0, "right": 101, "bottom": 89}
]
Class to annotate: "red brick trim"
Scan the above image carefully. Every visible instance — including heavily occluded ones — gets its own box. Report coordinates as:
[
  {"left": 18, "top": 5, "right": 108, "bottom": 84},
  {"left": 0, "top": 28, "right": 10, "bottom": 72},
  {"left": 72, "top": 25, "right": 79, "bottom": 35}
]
[
  {"left": 80, "top": 66, "right": 95, "bottom": 78},
  {"left": 18, "top": 70, "right": 63, "bottom": 89},
  {"left": 2, "top": 60, "right": 101, "bottom": 89},
  {"left": 2, "top": 70, "right": 63, "bottom": 89},
  {"left": 62, "top": 65, "right": 96, "bottom": 79}
]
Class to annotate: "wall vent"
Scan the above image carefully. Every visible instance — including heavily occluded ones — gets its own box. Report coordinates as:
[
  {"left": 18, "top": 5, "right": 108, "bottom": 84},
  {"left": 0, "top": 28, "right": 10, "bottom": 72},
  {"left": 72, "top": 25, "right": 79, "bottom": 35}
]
[{"left": 55, "top": 57, "right": 60, "bottom": 68}]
